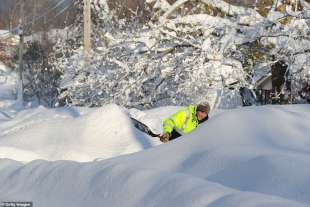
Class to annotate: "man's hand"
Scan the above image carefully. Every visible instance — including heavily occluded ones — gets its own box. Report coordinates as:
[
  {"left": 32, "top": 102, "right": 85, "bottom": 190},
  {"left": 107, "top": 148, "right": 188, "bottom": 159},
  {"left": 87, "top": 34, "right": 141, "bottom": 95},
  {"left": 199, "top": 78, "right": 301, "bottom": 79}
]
[{"left": 160, "top": 132, "right": 171, "bottom": 143}]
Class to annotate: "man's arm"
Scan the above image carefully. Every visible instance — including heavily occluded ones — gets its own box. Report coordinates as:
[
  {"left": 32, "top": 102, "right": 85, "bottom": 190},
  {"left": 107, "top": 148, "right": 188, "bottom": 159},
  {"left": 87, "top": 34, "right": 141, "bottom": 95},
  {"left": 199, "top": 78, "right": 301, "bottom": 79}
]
[{"left": 163, "top": 110, "right": 187, "bottom": 133}]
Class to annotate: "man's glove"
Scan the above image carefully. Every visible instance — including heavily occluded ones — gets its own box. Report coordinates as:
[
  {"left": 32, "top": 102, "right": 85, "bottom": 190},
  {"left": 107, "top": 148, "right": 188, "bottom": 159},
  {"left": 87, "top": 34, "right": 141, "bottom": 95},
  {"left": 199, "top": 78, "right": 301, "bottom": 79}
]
[{"left": 160, "top": 132, "right": 171, "bottom": 143}]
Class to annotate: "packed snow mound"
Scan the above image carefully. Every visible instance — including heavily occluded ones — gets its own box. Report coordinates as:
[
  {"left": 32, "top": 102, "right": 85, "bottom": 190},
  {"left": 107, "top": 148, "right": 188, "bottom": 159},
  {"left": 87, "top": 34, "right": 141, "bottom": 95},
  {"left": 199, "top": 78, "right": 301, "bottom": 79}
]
[
  {"left": 0, "top": 104, "right": 161, "bottom": 162},
  {"left": 0, "top": 105, "right": 309, "bottom": 207}
]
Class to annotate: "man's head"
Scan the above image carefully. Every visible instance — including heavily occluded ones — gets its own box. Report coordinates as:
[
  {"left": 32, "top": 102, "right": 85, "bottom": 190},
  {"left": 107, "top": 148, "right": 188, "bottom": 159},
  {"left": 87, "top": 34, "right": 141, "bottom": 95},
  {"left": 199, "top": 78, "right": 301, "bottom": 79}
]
[{"left": 196, "top": 102, "right": 210, "bottom": 121}]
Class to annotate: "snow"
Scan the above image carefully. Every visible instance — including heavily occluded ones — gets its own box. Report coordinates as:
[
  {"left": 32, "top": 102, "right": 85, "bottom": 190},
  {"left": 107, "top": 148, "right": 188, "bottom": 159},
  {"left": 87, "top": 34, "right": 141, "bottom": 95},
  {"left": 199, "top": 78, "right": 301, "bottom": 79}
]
[
  {"left": 51, "top": 1, "right": 310, "bottom": 108},
  {"left": 160, "top": 0, "right": 262, "bottom": 24},
  {"left": 0, "top": 105, "right": 162, "bottom": 162},
  {"left": 0, "top": 30, "right": 10, "bottom": 38},
  {"left": 0, "top": 30, "right": 19, "bottom": 44},
  {"left": 0, "top": 104, "right": 309, "bottom": 207},
  {"left": 0, "top": 62, "right": 15, "bottom": 99},
  {"left": 0, "top": 62, "right": 17, "bottom": 118},
  {"left": 1, "top": 1, "right": 310, "bottom": 205},
  {"left": 153, "top": 0, "right": 171, "bottom": 11}
]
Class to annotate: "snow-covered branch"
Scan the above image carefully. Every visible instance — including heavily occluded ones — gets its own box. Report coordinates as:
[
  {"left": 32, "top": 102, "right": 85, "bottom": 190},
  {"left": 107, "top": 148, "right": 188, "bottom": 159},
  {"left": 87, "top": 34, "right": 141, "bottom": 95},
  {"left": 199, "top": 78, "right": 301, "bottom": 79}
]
[{"left": 45, "top": 0, "right": 310, "bottom": 108}]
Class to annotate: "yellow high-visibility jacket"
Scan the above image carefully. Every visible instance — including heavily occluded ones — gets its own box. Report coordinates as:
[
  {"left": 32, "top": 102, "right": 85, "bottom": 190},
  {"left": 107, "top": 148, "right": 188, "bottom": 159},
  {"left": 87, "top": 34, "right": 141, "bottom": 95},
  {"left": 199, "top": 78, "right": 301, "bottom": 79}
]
[{"left": 163, "top": 105, "right": 199, "bottom": 135}]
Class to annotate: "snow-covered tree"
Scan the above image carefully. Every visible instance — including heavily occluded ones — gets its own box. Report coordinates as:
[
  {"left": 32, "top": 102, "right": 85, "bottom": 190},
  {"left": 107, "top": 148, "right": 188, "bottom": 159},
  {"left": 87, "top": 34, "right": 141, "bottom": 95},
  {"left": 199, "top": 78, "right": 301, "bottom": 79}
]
[
  {"left": 50, "top": 0, "right": 310, "bottom": 109},
  {"left": 23, "top": 41, "right": 61, "bottom": 106}
]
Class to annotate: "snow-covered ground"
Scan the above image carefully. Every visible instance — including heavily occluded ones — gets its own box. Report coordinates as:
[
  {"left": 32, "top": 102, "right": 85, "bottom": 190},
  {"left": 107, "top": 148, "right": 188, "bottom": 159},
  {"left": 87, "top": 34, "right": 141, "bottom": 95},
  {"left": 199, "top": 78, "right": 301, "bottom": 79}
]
[
  {"left": 0, "top": 103, "right": 309, "bottom": 207},
  {"left": 0, "top": 104, "right": 164, "bottom": 162}
]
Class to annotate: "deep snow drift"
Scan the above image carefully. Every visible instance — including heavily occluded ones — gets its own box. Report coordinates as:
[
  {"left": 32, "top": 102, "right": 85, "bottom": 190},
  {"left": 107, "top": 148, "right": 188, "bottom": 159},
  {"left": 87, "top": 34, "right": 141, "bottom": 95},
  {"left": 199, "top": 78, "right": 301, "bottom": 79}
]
[
  {"left": 0, "top": 104, "right": 309, "bottom": 207},
  {"left": 0, "top": 104, "right": 166, "bottom": 162}
]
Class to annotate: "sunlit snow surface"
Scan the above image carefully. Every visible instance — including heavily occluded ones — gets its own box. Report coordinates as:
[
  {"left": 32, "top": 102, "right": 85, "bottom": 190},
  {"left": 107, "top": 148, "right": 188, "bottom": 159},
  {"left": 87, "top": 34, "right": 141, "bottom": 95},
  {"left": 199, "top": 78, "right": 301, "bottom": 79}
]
[
  {"left": 0, "top": 105, "right": 164, "bottom": 162},
  {"left": 0, "top": 104, "right": 309, "bottom": 207}
]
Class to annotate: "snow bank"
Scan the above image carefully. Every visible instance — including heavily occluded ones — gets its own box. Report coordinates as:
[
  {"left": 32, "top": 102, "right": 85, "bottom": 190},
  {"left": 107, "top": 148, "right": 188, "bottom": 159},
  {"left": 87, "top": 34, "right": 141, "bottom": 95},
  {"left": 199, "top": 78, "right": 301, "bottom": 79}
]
[
  {"left": 0, "top": 104, "right": 161, "bottom": 162},
  {"left": 0, "top": 104, "right": 309, "bottom": 207}
]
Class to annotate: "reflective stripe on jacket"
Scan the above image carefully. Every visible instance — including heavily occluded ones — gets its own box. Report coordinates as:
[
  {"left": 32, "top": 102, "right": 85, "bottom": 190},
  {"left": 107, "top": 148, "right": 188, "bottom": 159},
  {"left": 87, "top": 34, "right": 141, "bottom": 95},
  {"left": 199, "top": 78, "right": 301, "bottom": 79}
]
[{"left": 163, "top": 105, "right": 198, "bottom": 135}]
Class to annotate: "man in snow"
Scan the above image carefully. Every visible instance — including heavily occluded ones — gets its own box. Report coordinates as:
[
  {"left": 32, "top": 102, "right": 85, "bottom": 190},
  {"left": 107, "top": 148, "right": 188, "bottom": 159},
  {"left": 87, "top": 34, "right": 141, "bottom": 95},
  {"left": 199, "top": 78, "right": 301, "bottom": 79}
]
[{"left": 160, "top": 102, "right": 210, "bottom": 142}]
